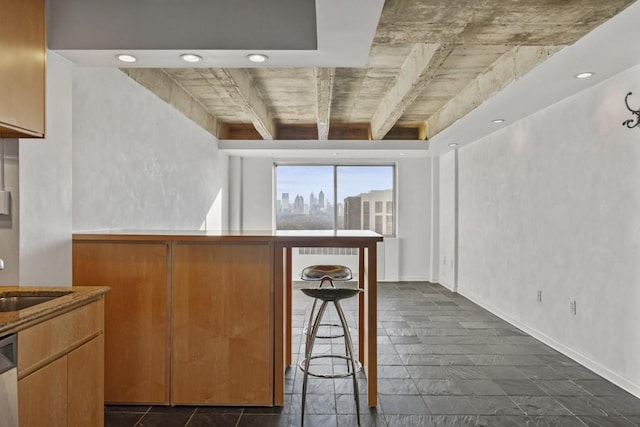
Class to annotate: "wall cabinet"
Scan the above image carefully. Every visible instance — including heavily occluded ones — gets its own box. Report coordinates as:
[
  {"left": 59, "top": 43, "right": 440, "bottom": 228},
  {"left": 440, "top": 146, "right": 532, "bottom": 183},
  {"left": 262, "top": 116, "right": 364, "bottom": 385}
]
[
  {"left": 0, "top": 0, "right": 46, "bottom": 138},
  {"left": 17, "top": 299, "right": 105, "bottom": 427}
]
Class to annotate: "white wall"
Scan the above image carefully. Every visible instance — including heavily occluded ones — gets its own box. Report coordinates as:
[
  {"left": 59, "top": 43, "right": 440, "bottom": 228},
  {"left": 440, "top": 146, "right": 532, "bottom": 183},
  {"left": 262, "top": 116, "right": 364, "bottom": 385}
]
[
  {"left": 438, "top": 150, "right": 456, "bottom": 290},
  {"left": 73, "top": 67, "right": 228, "bottom": 231},
  {"left": 231, "top": 156, "right": 433, "bottom": 281},
  {"left": 0, "top": 140, "right": 19, "bottom": 284},
  {"left": 17, "top": 52, "right": 74, "bottom": 286},
  {"left": 452, "top": 64, "right": 640, "bottom": 396},
  {"left": 396, "top": 158, "right": 430, "bottom": 281}
]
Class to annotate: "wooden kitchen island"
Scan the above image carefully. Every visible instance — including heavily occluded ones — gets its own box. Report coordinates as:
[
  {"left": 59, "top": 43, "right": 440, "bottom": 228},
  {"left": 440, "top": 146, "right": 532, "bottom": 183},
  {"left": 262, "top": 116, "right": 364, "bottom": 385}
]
[{"left": 72, "top": 230, "right": 382, "bottom": 407}]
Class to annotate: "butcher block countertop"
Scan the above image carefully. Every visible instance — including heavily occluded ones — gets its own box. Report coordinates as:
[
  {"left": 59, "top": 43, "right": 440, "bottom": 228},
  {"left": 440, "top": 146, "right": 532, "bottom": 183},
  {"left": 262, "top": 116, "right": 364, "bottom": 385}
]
[{"left": 0, "top": 286, "right": 109, "bottom": 335}]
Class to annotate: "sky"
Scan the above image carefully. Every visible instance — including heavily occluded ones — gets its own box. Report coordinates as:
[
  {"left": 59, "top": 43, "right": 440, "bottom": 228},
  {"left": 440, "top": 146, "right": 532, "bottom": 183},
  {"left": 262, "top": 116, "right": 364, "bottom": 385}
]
[{"left": 275, "top": 165, "right": 393, "bottom": 203}]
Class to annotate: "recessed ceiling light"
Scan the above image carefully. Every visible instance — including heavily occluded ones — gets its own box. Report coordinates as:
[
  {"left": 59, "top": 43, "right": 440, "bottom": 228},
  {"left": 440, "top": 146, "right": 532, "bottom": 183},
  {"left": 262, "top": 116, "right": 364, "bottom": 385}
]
[
  {"left": 575, "top": 72, "right": 594, "bottom": 79},
  {"left": 448, "top": 143, "right": 458, "bottom": 147},
  {"left": 332, "top": 152, "right": 338, "bottom": 156},
  {"left": 399, "top": 152, "right": 406, "bottom": 156},
  {"left": 116, "top": 54, "right": 137, "bottom": 63},
  {"left": 492, "top": 118, "right": 505, "bottom": 124},
  {"left": 247, "top": 53, "right": 268, "bottom": 63},
  {"left": 180, "top": 53, "right": 202, "bottom": 63}
]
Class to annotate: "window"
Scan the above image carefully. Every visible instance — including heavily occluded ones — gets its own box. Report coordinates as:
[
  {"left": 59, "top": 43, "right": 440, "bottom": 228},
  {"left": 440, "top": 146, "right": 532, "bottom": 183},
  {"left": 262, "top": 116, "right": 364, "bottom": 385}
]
[{"left": 275, "top": 165, "right": 395, "bottom": 236}]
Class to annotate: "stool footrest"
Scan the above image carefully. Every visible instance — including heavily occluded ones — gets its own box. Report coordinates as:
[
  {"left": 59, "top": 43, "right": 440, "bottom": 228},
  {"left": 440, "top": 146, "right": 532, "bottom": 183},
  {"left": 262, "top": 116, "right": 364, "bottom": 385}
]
[
  {"left": 298, "top": 355, "right": 362, "bottom": 379},
  {"left": 302, "top": 323, "right": 350, "bottom": 339}
]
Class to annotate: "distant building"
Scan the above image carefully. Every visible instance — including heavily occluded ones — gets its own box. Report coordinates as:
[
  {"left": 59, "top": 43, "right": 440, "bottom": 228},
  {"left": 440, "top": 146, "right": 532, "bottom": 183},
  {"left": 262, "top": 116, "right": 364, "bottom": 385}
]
[
  {"left": 282, "top": 193, "right": 290, "bottom": 212},
  {"left": 359, "top": 189, "right": 393, "bottom": 235},
  {"left": 342, "top": 189, "right": 393, "bottom": 234},
  {"left": 344, "top": 196, "right": 362, "bottom": 230},
  {"left": 294, "top": 194, "right": 304, "bottom": 213},
  {"left": 318, "top": 190, "right": 325, "bottom": 210}
]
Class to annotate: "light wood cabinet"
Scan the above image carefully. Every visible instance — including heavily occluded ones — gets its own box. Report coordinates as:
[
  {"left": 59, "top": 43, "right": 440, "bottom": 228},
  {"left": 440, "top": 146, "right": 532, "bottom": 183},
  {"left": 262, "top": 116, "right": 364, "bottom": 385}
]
[
  {"left": 171, "top": 243, "right": 273, "bottom": 405},
  {"left": 17, "top": 299, "right": 105, "bottom": 427},
  {"left": 0, "top": 0, "right": 46, "bottom": 138},
  {"left": 72, "top": 237, "right": 276, "bottom": 406},
  {"left": 72, "top": 241, "right": 169, "bottom": 404}
]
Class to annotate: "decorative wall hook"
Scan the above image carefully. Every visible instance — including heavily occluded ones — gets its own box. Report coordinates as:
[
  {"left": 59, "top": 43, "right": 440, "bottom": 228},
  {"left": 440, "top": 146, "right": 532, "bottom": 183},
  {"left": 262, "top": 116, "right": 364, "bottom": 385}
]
[{"left": 623, "top": 92, "right": 640, "bottom": 129}]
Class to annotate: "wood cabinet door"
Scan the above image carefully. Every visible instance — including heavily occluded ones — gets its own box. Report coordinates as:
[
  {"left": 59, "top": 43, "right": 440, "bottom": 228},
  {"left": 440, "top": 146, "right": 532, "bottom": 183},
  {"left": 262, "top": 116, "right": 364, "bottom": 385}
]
[
  {"left": 18, "top": 356, "right": 67, "bottom": 427},
  {"left": 0, "top": 0, "right": 45, "bottom": 137},
  {"left": 73, "top": 242, "right": 169, "bottom": 404},
  {"left": 171, "top": 243, "right": 273, "bottom": 405},
  {"left": 68, "top": 335, "right": 104, "bottom": 427}
]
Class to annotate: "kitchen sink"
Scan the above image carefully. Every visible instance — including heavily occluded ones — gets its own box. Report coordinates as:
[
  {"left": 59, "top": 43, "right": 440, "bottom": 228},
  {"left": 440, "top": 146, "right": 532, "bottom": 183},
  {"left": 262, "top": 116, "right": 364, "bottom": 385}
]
[{"left": 0, "top": 292, "right": 72, "bottom": 312}]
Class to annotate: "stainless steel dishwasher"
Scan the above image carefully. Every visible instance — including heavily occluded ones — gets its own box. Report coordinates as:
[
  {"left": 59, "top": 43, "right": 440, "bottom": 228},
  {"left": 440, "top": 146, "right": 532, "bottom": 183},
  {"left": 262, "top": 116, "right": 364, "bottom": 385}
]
[{"left": 0, "top": 333, "right": 18, "bottom": 427}]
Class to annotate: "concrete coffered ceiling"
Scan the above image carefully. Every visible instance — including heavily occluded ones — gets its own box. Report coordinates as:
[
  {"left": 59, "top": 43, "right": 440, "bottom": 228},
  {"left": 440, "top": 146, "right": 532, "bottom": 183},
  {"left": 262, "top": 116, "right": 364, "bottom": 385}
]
[{"left": 50, "top": 0, "right": 637, "bottom": 153}]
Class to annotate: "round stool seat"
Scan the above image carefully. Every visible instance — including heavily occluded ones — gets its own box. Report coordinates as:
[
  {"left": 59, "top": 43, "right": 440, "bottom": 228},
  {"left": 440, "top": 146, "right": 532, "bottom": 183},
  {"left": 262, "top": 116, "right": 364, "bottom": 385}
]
[
  {"left": 301, "top": 265, "right": 352, "bottom": 282},
  {"left": 301, "top": 287, "right": 361, "bottom": 302}
]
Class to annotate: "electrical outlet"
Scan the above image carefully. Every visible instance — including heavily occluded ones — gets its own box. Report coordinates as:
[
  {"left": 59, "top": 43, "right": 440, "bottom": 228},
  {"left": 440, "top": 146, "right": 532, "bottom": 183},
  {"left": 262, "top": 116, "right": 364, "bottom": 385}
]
[
  {"left": 570, "top": 300, "right": 577, "bottom": 315},
  {"left": 537, "top": 290, "right": 542, "bottom": 302}
]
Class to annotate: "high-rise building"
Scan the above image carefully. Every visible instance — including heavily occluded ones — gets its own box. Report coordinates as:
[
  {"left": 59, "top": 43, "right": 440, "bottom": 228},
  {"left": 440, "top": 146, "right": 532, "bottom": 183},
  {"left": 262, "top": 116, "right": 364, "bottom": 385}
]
[
  {"left": 318, "top": 190, "right": 325, "bottom": 210},
  {"left": 294, "top": 194, "right": 304, "bottom": 213},
  {"left": 344, "top": 196, "right": 362, "bottom": 230},
  {"left": 282, "top": 193, "right": 290, "bottom": 212}
]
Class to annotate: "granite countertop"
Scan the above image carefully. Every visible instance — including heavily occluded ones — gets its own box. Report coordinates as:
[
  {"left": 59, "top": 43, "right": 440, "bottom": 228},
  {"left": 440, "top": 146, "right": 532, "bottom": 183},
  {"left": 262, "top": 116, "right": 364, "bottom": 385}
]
[{"left": 0, "top": 286, "right": 109, "bottom": 335}]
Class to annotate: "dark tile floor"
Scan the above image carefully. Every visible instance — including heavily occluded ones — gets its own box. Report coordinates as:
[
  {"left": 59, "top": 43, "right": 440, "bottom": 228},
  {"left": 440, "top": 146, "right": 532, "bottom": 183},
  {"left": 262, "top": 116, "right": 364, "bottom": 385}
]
[{"left": 106, "top": 282, "right": 640, "bottom": 426}]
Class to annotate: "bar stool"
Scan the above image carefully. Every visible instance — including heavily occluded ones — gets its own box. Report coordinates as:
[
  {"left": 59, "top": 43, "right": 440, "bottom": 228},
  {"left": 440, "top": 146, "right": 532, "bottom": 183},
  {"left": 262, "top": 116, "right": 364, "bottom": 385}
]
[
  {"left": 299, "top": 287, "right": 361, "bottom": 426},
  {"left": 300, "top": 265, "right": 352, "bottom": 340}
]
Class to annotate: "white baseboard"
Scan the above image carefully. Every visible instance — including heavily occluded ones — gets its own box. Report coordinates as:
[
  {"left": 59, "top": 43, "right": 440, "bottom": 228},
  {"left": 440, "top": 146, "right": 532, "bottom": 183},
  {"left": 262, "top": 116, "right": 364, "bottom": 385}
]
[
  {"left": 458, "top": 290, "right": 640, "bottom": 400},
  {"left": 398, "top": 275, "right": 430, "bottom": 282}
]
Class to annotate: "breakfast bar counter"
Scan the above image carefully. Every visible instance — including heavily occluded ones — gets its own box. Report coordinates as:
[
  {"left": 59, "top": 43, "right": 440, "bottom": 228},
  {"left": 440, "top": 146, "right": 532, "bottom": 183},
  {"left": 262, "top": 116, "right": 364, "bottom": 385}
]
[{"left": 72, "top": 230, "right": 383, "bottom": 407}]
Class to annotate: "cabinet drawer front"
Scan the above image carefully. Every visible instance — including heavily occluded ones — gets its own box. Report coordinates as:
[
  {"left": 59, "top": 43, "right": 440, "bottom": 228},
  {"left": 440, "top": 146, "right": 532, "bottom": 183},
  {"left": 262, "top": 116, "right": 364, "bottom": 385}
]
[{"left": 18, "top": 299, "right": 104, "bottom": 376}]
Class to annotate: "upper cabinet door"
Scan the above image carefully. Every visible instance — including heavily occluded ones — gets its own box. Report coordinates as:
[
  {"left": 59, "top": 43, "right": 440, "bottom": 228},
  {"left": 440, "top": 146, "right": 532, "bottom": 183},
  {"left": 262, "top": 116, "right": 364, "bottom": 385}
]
[{"left": 0, "top": 0, "right": 45, "bottom": 138}]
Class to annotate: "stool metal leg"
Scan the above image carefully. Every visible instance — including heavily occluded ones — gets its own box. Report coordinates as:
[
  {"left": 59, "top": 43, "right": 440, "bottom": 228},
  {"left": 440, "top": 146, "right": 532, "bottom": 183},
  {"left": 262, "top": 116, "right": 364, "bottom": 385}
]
[
  {"left": 300, "top": 297, "right": 361, "bottom": 426},
  {"left": 301, "top": 300, "right": 329, "bottom": 426},
  {"left": 335, "top": 300, "right": 361, "bottom": 425}
]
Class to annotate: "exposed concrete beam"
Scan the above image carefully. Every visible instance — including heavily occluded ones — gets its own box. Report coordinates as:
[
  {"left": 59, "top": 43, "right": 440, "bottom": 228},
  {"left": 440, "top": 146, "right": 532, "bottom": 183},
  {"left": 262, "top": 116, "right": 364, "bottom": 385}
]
[
  {"left": 198, "top": 68, "right": 275, "bottom": 140},
  {"left": 314, "top": 67, "right": 335, "bottom": 140},
  {"left": 426, "top": 45, "right": 563, "bottom": 138},
  {"left": 370, "top": 43, "right": 453, "bottom": 140},
  {"left": 121, "top": 68, "right": 220, "bottom": 137}
]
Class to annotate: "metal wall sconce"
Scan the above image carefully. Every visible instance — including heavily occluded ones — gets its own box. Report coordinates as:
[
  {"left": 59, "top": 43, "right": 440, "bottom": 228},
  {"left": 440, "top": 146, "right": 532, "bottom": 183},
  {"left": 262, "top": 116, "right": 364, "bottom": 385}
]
[{"left": 623, "top": 92, "right": 640, "bottom": 129}]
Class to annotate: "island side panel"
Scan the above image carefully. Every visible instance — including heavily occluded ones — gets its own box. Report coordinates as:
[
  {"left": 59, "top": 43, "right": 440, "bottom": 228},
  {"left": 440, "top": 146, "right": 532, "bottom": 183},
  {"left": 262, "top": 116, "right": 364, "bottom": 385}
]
[
  {"left": 72, "top": 240, "right": 170, "bottom": 404},
  {"left": 171, "top": 241, "right": 274, "bottom": 405}
]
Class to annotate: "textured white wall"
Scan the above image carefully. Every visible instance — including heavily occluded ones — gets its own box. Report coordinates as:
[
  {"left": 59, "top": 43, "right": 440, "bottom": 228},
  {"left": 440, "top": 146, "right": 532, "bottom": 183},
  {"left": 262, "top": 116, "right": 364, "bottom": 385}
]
[
  {"left": 0, "top": 140, "right": 19, "bottom": 285},
  {"left": 240, "top": 157, "right": 274, "bottom": 231},
  {"left": 73, "top": 67, "right": 227, "bottom": 231},
  {"left": 18, "top": 53, "right": 74, "bottom": 286},
  {"left": 455, "top": 64, "right": 640, "bottom": 396},
  {"left": 397, "top": 158, "right": 430, "bottom": 281},
  {"left": 438, "top": 151, "right": 456, "bottom": 290}
]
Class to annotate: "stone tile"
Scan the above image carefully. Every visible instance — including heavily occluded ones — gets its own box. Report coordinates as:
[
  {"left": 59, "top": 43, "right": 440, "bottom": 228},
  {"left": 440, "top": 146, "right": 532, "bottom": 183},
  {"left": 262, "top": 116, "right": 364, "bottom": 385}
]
[
  {"left": 578, "top": 415, "right": 637, "bottom": 426},
  {"left": 526, "top": 415, "right": 587, "bottom": 426},
  {"left": 533, "top": 379, "right": 589, "bottom": 396},
  {"left": 378, "top": 395, "right": 431, "bottom": 414},
  {"left": 187, "top": 413, "right": 241, "bottom": 426},
  {"left": 454, "top": 379, "right": 505, "bottom": 396},
  {"left": 405, "top": 365, "right": 450, "bottom": 379},
  {"left": 104, "top": 412, "right": 143, "bottom": 427},
  {"left": 377, "top": 378, "right": 420, "bottom": 395},
  {"left": 510, "top": 396, "right": 573, "bottom": 416},
  {"left": 494, "top": 379, "right": 547, "bottom": 396},
  {"left": 475, "top": 415, "right": 536, "bottom": 426},
  {"left": 414, "top": 379, "right": 462, "bottom": 395},
  {"left": 575, "top": 379, "right": 630, "bottom": 396},
  {"left": 553, "top": 396, "right": 612, "bottom": 416}
]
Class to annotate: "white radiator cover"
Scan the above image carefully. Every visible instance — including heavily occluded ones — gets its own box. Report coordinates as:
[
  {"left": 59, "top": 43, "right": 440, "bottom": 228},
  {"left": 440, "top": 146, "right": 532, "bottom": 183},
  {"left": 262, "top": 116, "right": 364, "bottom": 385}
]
[{"left": 291, "top": 238, "right": 399, "bottom": 282}]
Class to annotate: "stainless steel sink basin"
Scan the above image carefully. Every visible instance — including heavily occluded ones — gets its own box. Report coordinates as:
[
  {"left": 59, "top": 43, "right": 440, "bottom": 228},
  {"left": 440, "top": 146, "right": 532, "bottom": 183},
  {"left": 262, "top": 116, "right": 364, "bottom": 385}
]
[{"left": 0, "top": 292, "right": 72, "bottom": 312}]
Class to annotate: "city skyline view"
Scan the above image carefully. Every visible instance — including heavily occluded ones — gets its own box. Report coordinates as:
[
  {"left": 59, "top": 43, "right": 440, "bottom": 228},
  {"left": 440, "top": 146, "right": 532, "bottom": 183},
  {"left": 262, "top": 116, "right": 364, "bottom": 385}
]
[{"left": 275, "top": 165, "right": 395, "bottom": 234}]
